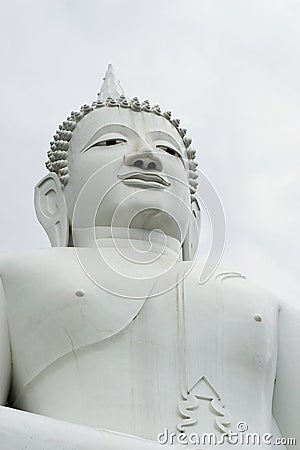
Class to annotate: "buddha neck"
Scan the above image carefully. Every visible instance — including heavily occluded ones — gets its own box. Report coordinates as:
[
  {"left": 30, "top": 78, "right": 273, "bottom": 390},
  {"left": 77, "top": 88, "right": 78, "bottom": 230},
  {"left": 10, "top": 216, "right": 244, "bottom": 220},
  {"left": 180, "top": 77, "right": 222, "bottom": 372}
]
[{"left": 71, "top": 226, "right": 182, "bottom": 261}]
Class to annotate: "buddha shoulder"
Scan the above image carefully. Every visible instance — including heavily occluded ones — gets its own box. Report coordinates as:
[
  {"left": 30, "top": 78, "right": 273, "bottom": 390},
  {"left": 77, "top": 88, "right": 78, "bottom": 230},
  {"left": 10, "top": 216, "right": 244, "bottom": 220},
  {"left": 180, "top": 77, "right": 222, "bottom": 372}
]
[
  {"left": 183, "top": 264, "right": 281, "bottom": 313},
  {"left": 0, "top": 248, "right": 85, "bottom": 289}
]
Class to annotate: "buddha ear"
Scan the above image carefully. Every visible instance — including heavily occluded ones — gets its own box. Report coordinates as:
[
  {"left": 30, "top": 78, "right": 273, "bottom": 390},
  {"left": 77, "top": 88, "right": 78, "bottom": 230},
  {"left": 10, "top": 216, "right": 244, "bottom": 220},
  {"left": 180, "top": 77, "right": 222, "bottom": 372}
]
[
  {"left": 182, "top": 197, "right": 201, "bottom": 261},
  {"left": 34, "top": 173, "right": 69, "bottom": 247}
]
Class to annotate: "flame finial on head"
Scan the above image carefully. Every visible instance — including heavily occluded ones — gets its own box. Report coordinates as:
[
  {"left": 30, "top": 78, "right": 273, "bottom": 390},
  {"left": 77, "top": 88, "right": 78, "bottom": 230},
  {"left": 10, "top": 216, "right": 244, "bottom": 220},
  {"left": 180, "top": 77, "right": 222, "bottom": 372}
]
[{"left": 97, "top": 64, "right": 125, "bottom": 101}]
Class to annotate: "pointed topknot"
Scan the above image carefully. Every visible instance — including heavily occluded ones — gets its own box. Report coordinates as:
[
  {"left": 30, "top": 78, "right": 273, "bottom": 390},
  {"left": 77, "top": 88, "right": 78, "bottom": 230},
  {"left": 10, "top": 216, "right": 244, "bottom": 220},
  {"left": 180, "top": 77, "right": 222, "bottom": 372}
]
[{"left": 97, "top": 64, "right": 125, "bottom": 101}]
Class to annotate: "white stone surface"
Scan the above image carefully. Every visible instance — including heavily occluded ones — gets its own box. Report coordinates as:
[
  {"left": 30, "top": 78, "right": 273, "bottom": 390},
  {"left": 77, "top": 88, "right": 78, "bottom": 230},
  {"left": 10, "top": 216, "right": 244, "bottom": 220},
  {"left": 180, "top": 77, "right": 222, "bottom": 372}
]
[
  {"left": 0, "top": 406, "right": 177, "bottom": 449},
  {"left": 0, "top": 67, "right": 298, "bottom": 449}
]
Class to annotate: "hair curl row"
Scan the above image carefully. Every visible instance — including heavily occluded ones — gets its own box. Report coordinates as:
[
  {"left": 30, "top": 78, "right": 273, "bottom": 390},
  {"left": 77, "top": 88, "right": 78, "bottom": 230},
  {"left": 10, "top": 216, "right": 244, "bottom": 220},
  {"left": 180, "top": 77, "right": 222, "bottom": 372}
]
[{"left": 46, "top": 96, "right": 198, "bottom": 200}]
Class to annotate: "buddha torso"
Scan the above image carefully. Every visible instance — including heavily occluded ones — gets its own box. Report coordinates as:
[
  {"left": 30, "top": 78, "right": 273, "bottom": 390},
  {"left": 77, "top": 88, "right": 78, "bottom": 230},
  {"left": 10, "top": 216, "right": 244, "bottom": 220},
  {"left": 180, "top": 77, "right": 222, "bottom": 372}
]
[{"left": 0, "top": 244, "right": 281, "bottom": 445}]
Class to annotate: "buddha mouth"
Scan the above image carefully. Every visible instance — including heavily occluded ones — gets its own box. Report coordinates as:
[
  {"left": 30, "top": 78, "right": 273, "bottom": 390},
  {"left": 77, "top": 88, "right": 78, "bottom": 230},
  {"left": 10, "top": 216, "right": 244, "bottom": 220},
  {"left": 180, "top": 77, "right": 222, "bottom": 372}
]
[{"left": 117, "top": 172, "right": 171, "bottom": 189}]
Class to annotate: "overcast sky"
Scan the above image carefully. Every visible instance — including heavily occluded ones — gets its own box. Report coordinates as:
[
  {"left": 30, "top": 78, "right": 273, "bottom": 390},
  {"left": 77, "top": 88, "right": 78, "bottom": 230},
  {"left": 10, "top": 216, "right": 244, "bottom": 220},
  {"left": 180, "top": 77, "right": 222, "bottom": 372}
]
[{"left": 0, "top": 0, "right": 299, "bottom": 305}]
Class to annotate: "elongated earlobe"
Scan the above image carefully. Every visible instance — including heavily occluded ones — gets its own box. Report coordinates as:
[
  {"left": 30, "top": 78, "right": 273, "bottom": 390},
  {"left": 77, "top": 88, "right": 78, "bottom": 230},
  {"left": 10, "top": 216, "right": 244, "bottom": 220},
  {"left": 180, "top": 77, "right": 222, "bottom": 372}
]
[
  {"left": 182, "top": 198, "right": 201, "bottom": 261},
  {"left": 34, "top": 173, "right": 69, "bottom": 247}
]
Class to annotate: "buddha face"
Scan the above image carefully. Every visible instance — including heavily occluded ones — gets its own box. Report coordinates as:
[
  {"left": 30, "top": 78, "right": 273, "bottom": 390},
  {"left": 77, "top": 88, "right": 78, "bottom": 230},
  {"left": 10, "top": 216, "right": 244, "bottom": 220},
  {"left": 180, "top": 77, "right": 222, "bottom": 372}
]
[{"left": 63, "top": 107, "right": 192, "bottom": 243}]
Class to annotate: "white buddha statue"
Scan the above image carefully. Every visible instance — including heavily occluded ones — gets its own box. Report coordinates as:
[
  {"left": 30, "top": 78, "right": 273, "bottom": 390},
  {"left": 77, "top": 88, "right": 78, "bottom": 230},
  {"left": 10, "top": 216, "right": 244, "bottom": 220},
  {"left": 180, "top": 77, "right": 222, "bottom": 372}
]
[{"left": 0, "top": 65, "right": 298, "bottom": 449}]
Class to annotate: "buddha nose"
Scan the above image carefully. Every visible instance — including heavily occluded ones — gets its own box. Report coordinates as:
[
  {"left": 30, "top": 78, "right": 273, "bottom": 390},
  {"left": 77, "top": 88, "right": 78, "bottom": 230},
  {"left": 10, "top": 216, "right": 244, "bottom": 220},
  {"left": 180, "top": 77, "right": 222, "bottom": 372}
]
[{"left": 124, "top": 148, "right": 163, "bottom": 172}]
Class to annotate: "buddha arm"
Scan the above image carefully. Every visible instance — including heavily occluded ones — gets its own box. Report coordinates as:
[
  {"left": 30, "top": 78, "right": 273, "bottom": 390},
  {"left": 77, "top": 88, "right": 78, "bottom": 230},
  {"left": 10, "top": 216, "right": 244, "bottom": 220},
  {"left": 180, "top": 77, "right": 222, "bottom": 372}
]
[
  {"left": 0, "top": 407, "right": 180, "bottom": 449},
  {"left": 272, "top": 302, "right": 300, "bottom": 448},
  {"left": 0, "top": 276, "right": 11, "bottom": 404}
]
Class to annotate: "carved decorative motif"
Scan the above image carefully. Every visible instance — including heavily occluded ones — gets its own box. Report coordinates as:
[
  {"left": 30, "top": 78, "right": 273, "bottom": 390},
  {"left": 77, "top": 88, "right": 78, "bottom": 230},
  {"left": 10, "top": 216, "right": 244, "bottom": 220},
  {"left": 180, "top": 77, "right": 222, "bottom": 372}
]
[
  {"left": 215, "top": 272, "right": 246, "bottom": 282},
  {"left": 177, "top": 376, "right": 231, "bottom": 434},
  {"left": 176, "top": 274, "right": 232, "bottom": 434}
]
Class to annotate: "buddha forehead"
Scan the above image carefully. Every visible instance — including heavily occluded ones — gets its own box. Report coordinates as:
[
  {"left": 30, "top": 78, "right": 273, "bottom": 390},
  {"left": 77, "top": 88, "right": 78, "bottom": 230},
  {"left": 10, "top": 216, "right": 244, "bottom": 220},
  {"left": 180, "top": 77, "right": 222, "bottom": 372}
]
[{"left": 69, "top": 107, "right": 186, "bottom": 156}]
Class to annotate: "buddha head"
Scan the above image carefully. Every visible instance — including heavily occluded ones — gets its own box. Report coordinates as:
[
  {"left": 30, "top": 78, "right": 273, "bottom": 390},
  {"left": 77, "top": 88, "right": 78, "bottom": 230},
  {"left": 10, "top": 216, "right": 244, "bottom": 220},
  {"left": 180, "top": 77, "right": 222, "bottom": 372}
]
[{"left": 35, "top": 65, "right": 201, "bottom": 260}]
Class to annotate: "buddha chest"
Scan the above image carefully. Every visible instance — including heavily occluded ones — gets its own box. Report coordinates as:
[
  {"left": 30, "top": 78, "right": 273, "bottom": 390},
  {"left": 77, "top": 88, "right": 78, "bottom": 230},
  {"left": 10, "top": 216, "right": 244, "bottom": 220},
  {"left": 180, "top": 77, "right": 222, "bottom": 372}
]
[{"left": 2, "top": 249, "right": 278, "bottom": 440}]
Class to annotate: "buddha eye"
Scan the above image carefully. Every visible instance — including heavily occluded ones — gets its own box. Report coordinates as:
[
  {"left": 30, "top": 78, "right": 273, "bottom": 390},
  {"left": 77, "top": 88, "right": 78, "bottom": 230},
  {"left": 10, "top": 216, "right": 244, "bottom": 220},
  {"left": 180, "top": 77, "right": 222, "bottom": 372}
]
[
  {"left": 92, "top": 138, "right": 127, "bottom": 147},
  {"left": 156, "top": 144, "right": 182, "bottom": 159}
]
